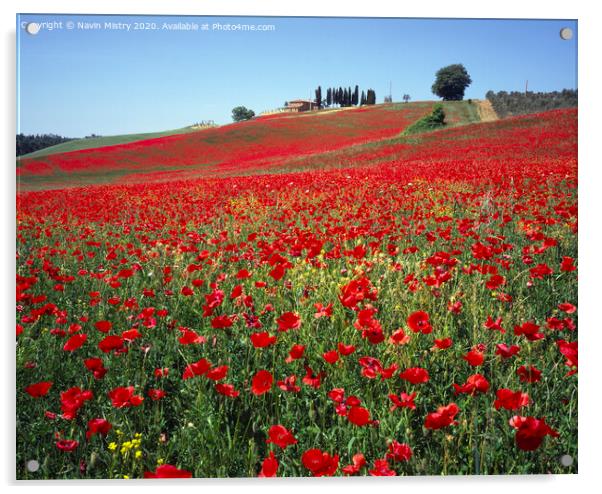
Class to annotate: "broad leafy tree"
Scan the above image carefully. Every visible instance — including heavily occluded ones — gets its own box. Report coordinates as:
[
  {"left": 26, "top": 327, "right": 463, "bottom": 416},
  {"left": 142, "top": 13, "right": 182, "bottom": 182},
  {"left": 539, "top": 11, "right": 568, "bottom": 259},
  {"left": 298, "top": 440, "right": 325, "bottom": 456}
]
[
  {"left": 231, "top": 106, "right": 255, "bottom": 122},
  {"left": 431, "top": 64, "right": 472, "bottom": 101}
]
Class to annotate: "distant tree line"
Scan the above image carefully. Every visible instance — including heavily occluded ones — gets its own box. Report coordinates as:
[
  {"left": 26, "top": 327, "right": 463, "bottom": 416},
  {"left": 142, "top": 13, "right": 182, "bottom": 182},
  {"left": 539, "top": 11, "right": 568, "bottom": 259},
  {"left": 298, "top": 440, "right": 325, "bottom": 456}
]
[
  {"left": 485, "top": 89, "right": 577, "bottom": 118},
  {"left": 16, "top": 133, "right": 74, "bottom": 156},
  {"left": 313, "top": 85, "right": 377, "bottom": 109}
]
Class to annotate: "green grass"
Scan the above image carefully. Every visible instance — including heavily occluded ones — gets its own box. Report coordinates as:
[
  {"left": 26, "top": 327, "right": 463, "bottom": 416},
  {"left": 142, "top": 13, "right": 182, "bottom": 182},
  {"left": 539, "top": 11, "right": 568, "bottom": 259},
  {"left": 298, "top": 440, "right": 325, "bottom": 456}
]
[
  {"left": 18, "top": 126, "right": 206, "bottom": 159},
  {"left": 402, "top": 101, "right": 481, "bottom": 137},
  {"left": 403, "top": 104, "right": 446, "bottom": 135},
  {"left": 441, "top": 100, "right": 481, "bottom": 126}
]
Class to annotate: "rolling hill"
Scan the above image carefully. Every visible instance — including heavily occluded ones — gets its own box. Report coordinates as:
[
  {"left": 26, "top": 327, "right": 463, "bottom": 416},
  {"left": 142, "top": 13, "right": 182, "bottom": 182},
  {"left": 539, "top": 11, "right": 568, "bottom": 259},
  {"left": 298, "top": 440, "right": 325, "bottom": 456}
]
[
  {"left": 17, "top": 100, "right": 556, "bottom": 192},
  {"left": 18, "top": 125, "right": 205, "bottom": 159},
  {"left": 17, "top": 102, "right": 434, "bottom": 189}
]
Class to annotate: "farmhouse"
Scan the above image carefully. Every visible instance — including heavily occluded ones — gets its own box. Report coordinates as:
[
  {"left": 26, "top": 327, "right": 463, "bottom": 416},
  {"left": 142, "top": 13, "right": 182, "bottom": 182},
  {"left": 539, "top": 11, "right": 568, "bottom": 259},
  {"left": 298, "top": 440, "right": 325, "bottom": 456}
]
[{"left": 285, "top": 100, "right": 318, "bottom": 112}]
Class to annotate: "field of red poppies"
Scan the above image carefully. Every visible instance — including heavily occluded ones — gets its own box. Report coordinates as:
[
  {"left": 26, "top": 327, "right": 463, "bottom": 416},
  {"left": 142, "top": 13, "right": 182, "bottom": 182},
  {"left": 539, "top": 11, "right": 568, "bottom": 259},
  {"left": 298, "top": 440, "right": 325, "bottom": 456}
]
[
  {"left": 16, "top": 104, "right": 577, "bottom": 478},
  {"left": 16, "top": 102, "right": 431, "bottom": 190}
]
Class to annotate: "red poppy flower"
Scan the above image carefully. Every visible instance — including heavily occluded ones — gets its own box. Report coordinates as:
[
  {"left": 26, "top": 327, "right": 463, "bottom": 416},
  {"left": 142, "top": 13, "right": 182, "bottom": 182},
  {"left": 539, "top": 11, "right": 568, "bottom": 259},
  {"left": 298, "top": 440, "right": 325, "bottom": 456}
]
[
  {"left": 433, "top": 337, "right": 453, "bottom": 350},
  {"left": 424, "top": 403, "right": 459, "bottom": 429},
  {"left": 453, "top": 374, "right": 490, "bottom": 395},
  {"left": 108, "top": 386, "right": 144, "bottom": 408},
  {"left": 94, "top": 320, "right": 112, "bottom": 333},
  {"left": 285, "top": 344, "right": 305, "bottom": 363},
  {"left": 545, "top": 317, "right": 564, "bottom": 331},
  {"left": 358, "top": 356, "right": 383, "bottom": 379},
  {"left": 342, "top": 453, "right": 366, "bottom": 475},
  {"left": 379, "top": 363, "right": 399, "bottom": 380},
  {"left": 25, "top": 381, "right": 53, "bottom": 398},
  {"left": 277, "top": 374, "right": 301, "bottom": 393},
  {"left": 236, "top": 269, "right": 251, "bottom": 279},
  {"left": 250, "top": 331, "right": 277, "bottom": 348},
  {"left": 148, "top": 388, "right": 166, "bottom": 401},
  {"left": 369, "top": 458, "right": 397, "bottom": 476},
  {"left": 269, "top": 263, "right": 287, "bottom": 281},
  {"left": 82, "top": 357, "right": 107, "bottom": 379},
  {"left": 389, "top": 328, "right": 410, "bottom": 345},
  {"left": 230, "top": 284, "right": 243, "bottom": 299},
  {"left": 448, "top": 300, "right": 463, "bottom": 314},
  {"left": 560, "top": 256, "right": 576, "bottom": 272},
  {"left": 516, "top": 365, "right": 542, "bottom": 383},
  {"left": 509, "top": 416, "right": 559, "bottom": 451},
  {"left": 121, "top": 328, "right": 142, "bottom": 342},
  {"left": 56, "top": 439, "right": 79, "bottom": 452},
  {"left": 314, "top": 302, "right": 333, "bottom": 318},
  {"left": 60, "top": 387, "right": 93, "bottom": 420},
  {"left": 266, "top": 424, "right": 298, "bottom": 449},
  {"left": 215, "top": 383, "right": 240, "bottom": 398},
  {"left": 362, "top": 325, "right": 385, "bottom": 345},
  {"left": 389, "top": 391, "right": 416, "bottom": 411},
  {"left": 399, "top": 367, "right": 429, "bottom": 384},
  {"left": 529, "top": 263, "right": 553, "bottom": 279},
  {"left": 556, "top": 339, "right": 578, "bottom": 375},
  {"left": 322, "top": 350, "right": 339, "bottom": 364},
  {"left": 63, "top": 333, "right": 87, "bottom": 352},
  {"left": 301, "top": 449, "right": 339, "bottom": 477},
  {"left": 98, "top": 335, "right": 124, "bottom": 353},
  {"left": 182, "top": 358, "right": 211, "bottom": 379},
  {"left": 211, "top": 314, "right": 235, "bottom": 329},
  {"left": 495, "top": 343, "right": 520, "bottom": 359},
  {"left": 407, "top": 310, "right": 432, "bottom": 334},
  {"left": 206, "top": 365, "right": 229, "bottom": 381},
  {"left": 386, "top": 440, "right": 412, "bottom": 462},
  {"left": 558, "top": 302, "right": 576, "bottom": 314},
  {"left": 347, "top": 406, "right": 371, "bottom": 426},
  {"left": 180, "top": 286, "right": 194, "bottom": 296},
  {"left": 154, "top": 367, "right": 169, "bottom": 378},
  {"left": 144, "top": 464, "right": 192, "bottom": 478},
  {"left": 463, "top": 347, "right": 485, "bottom": 366},
  {"left": 339, "top": 276, "right": 377, "bottom": 309},
  {"left": 277, "top": 312, "right": 301, "bottom": 332},
  {"left": 484, "top": 316, "right": 505, "bottom": 333},
  {"left": 86, "top": 418, "right": 112, "bottom": 439},
  {"left": 337, "top": 342, "right": 356, "bottom": 356},
  {"left": 302, "top": 367, "right": 325, "bottom": 389},
  {"left": 258, "top": 451, "right": 278, "bottom": 477},
  {"left": 494, "top": 389, "right": 530, "bottom": 410},
  {"left": 514, "top": 321, "right": 545, "bottom": 341},
  {"left": 485, "top": 274, "right": 506, "bottom": 290},
  {"left": 178, "top": 328, "right": 206, "bottom": 345},
  {"left": 328, "top": 388, "right": 345, "bottom": 403},
  {"left": 251, "top": 370, "right": 273, "bottom": 395}
]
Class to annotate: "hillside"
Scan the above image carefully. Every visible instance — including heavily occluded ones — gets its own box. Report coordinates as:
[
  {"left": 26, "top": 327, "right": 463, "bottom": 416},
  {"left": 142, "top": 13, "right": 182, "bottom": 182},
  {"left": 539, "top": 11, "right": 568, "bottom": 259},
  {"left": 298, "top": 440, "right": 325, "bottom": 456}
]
[
  {"left": 17, "top": 102, "right": 434, "bottom": 190},
  {"left": 16, "top": 100, "right": 565, "bottom": 192},
  {"left": 243, "top": 107, "right": 576, "bottom": 176},
  {"left": 18, "top": 126, "right": 205, "bottom": 159}
]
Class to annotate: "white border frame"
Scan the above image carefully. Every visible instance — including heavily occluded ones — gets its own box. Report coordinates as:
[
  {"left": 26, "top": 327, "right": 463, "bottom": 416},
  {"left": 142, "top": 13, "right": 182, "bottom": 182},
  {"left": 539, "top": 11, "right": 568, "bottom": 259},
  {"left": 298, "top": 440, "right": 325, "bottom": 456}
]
[{"left": 3, "top": 1, "right": 601, "bottom": 493}]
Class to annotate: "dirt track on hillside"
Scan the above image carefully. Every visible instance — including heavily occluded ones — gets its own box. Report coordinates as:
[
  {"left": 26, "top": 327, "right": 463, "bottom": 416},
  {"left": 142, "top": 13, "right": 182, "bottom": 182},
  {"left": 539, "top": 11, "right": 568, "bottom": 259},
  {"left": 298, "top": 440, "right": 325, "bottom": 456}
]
[{"left": 476, "top": 99, "right": 499, "bottom": 122}]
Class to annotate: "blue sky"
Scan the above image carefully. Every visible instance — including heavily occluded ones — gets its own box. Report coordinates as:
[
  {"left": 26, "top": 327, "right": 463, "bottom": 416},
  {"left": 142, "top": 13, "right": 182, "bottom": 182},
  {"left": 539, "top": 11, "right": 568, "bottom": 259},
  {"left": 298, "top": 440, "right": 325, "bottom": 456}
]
[{"left": 17, "top": 15, "right": 577, "bottom": 137}]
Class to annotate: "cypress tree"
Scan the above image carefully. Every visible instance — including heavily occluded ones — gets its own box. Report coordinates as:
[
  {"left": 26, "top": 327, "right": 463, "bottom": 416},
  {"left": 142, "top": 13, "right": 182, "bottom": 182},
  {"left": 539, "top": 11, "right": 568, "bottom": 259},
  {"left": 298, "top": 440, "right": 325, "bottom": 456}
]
[{"left": 315, "top": 86, "right": 322, "bottom": 109}]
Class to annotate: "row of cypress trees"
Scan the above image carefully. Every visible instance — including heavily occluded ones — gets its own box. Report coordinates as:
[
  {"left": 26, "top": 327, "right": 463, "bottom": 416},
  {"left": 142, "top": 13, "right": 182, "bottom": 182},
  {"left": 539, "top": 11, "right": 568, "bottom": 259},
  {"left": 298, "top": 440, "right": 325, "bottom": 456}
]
[{"left": 314, "top": 86, "right": 376, "bottom": 109}]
